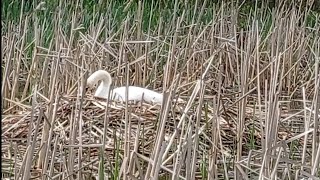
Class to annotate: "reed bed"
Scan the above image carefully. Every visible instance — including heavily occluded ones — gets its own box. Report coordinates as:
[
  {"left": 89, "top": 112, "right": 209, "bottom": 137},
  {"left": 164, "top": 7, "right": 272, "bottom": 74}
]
[{"left": 2, "top": 0, "right": 320, "bottom": 179}]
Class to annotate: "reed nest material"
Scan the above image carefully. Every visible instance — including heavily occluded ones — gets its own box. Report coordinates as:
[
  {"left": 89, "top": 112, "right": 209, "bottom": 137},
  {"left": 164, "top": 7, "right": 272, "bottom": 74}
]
[
  {"left": 0, "top": 95, "right": 227, "bottom": 178},
  {"left": 2, "top": 93, "right": 316, "bottom": 179}
]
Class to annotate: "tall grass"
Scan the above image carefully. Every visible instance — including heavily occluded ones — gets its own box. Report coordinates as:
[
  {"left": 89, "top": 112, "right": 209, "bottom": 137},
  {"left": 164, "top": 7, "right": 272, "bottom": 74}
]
[{"left": 2, "top": 0, "right": 320, "bottom": 179}]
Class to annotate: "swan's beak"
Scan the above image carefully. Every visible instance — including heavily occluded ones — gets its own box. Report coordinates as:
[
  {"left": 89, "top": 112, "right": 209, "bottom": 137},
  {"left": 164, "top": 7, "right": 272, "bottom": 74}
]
[{"left": 85, "top": 86, "right": 94, "bottom": 94}]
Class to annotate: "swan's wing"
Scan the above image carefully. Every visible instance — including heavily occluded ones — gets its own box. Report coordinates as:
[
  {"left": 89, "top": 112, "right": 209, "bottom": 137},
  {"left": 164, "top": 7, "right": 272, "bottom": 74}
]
[
  {"left": 141, "top": 88, "right": 163, "bottom": 104},
  {"left": 112, "top": 86, "right": 163, "bottom": 104},
  {"left": 112, "top": 86, "right": 140, "bottom": 101}
]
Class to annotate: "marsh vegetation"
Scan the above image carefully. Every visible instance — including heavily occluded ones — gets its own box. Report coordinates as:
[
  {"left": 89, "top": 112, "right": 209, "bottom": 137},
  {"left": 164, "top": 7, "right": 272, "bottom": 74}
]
[{"left": 1, "top": 0, "right": 320, "bottom": 179}]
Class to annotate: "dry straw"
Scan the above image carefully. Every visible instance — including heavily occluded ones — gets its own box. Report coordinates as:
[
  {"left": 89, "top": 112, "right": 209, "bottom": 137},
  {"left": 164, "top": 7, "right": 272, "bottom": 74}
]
[{"left": 2, "top": 1, "right": 320, "bottom": 179}]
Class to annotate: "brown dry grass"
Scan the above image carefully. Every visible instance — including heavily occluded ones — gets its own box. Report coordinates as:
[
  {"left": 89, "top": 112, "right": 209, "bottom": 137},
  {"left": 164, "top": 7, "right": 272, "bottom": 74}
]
[{"left": 2, "top": 1, "right": 320, "bottom": 179}]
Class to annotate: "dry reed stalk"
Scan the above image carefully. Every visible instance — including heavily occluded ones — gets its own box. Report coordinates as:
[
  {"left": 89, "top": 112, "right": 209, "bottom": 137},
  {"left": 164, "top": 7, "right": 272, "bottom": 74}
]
[
  {"left": 76, "top": 69, "right": 86, "bottom": 178},
  {"left": 37, "top": 46, "right": 62, "bottom": 169},
  {"left": 311, "top": 38, "right": 319, "bottom": 172},
  {"left": 189, "top": 80, "right": 205, "bottom": 179},
  {"left": 1, "top": 27, "right": 16, "bottom": 109},
  {"left": 22, "top": 86, "right": 42, "bottom": 179},
  {"left": 11, "top": 16, "right": 28, "bottom": 107},
  {"left": 41, "top": 93, "right": 60, "bottom": 180}
]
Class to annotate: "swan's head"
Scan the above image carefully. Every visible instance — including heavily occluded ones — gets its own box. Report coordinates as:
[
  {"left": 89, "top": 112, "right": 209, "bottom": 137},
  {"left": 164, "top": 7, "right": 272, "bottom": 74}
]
[
  {"left": 86, "top": 70, "right": 112, "bottom": 99},
  {"left": 85, "top": 72, "right": 97, "bottom": 97},
  {"left": 86, "top": 75, "right": 97, "bottom": 94},
  {"left": 86, "top": 74, "right": 97, "bottom": 88}
]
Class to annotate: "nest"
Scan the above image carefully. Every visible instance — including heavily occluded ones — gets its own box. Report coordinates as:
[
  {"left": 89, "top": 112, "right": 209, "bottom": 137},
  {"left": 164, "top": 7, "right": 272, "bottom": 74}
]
[
  {"left": 2, "top": 93, "right": 313, "bottom": 179},
  {"left": 3, "top": 96, "right": 168, "bottom": 151},
  {"left": 1, "top": 94, "right": 238, "bottom": 177}
]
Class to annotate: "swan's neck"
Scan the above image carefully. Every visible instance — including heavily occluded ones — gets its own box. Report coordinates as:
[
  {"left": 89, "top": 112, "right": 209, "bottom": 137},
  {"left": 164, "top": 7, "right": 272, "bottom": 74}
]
[{"left": 95, "top": 80, "right": 111, "bottom": 99}]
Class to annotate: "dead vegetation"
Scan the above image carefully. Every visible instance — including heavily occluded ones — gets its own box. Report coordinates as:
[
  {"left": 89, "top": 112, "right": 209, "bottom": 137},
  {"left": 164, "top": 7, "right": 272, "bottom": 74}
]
[{"left": 1, "top": 1, "right": 320, "bottom": 179}]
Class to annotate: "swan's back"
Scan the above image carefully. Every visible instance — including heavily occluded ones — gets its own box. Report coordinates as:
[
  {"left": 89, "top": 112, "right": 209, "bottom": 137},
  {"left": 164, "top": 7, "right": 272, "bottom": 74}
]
[{"left": 112, "top": 86, "right": 163, "bottom": 104}]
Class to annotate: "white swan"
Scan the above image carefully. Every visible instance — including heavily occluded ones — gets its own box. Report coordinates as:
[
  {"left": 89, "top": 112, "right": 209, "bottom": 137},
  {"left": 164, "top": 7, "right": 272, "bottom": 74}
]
[{"left": 87, "top": 70, "right": 183, "bottom": 104}]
